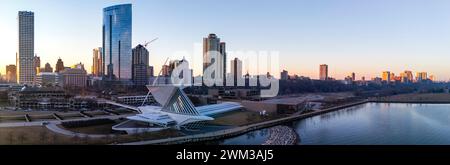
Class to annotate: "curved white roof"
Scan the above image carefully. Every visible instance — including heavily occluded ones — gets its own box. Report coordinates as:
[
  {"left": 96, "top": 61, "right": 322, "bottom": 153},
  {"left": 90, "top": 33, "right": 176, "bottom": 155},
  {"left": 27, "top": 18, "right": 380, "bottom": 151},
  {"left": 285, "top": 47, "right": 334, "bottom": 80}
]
[
  {"left": 197, "top": 102, "right": 243, "bottom": 117},
  {"left": 120, "top": 86, "right": 244, "bottom": 130}
]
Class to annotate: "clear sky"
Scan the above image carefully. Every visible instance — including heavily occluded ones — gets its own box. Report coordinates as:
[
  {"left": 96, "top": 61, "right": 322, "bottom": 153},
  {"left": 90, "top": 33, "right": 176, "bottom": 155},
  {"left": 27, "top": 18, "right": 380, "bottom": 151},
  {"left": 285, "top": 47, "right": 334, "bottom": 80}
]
[{"left": 2, "top": 0, "right": 450, "bottom": 81}]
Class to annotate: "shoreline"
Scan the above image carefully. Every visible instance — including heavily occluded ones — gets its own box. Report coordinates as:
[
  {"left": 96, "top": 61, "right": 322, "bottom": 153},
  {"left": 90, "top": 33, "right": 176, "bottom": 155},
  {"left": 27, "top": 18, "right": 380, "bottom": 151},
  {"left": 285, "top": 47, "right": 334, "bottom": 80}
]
[
  {"left": 370, "top": 100, "right": 450, "bottom": 104},
  {"left": 2, "top": 97, "right": 450, "bottom": 145},
  {"left": 118, "top": 100, "right": 369, "bottom": 145},
  {"left": 121, "top": 99, "right": 450, "bottom": 145}
]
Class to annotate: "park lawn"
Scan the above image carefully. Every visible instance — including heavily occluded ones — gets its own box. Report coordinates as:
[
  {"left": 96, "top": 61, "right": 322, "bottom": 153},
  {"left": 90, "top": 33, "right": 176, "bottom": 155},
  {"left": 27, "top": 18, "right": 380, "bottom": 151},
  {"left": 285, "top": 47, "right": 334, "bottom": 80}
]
[
  {"left": 0, "top": 126, "right": 76, "bottom": 145},
  {"left": 62, "top": 122, "right": 118, "bottom": 135},
  {"left": 0, "top": 125, "right": 184, "bottom": 145},
  {"left": 208, "top": 110, "right": 289, "bottom": 126}
]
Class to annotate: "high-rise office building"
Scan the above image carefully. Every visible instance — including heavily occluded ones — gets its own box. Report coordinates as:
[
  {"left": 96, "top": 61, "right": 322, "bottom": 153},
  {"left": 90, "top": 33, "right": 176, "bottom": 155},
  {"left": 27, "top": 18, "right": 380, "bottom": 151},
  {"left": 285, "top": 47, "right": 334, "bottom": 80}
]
[
  {"left": 55, "top": 58, "right": 64, "bottom": 73},
  {"left": 231, "top": 58, "right": 242, "bottom": 86},
  {"left": 17, "top": 11, "right": 35, "bottom": 84},
  {"left": 44, "top": 63, "right": 53, "bottom": 72},
  {"left": 416, "top": 72, "right": 428, "bottom": 82},
  {"left": 6, "top": 65, "right": 17, "bottom": 83},
  {"left": 167, "top": 58, "right": 190, "bottom": 79},
  {"left": 162, "top": 65, "right": 170, "bottom": 77},
  {"left": 103, "top": 4, "right": 132, "bottom": 80},
  {"left": 169, "top": 59, "right": 181, "bottom": 75},
  {"left": 399, "top": 72, "right": 406, "bottom": 82},
  {"left": 319, "top": 64, "right": 328, "bottom": 80},
  {"left": 171, "top": 58, "right": 190, "bottom": 79},
  {"left": 203, "top": 33, "right": 226, "bottom": 85},
  {"left": 280, "top": 70, "right": 289, "bottom": 80},
  {"left": 400, "top": 70, "right": 413, "bottom": 83},
  {"left": 34, "top": 55, "right": 40, "bottom": 75},
  {"left": 429, "top": 75, "right": 436, "bottom": 82},
  {"left": 92, "top": 47, "right": 103, "bottom": 76},
  {"left": 382, "top": 71, "right": 391, "bottom": 82},
  {"left": 220, "top": 42, "right": 227, "bottom": 84},
  {"left": 132, "top": 44, "right": 149, "bottom": 86},
  {"left": 147, "top": 66, "right": 154, "bottom": 78},
  {"left": 351, "top": 72, "right": 356, "bottom": 81}
]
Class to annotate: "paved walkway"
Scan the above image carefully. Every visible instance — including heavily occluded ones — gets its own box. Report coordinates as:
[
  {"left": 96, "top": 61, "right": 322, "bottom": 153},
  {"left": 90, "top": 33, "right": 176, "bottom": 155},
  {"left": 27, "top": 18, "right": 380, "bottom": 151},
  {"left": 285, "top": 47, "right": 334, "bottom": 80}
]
[
  {"left": 45, "top": 123, "right": 113, "bottom": 138},
  {"left": 0, "top": 114, "right": 133, "bottom": 128}
]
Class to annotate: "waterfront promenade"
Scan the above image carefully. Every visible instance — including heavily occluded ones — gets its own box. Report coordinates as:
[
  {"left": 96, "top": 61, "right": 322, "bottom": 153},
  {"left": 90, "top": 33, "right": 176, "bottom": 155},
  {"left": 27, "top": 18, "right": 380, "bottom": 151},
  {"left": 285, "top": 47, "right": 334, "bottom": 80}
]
[
  {"left": 119, "top": 99, "right": 368, "bottom": 145},
  {"left": 0, "top": 114, "right": 132, "bottom": 128}
]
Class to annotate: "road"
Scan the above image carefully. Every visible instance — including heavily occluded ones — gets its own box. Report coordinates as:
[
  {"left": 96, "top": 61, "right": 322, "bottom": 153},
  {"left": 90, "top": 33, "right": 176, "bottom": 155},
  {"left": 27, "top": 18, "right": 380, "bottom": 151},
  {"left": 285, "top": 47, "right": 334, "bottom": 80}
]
[
  {"left": 0, "top": 114, "right": 133, "bottom": 128},
  {"left": 45, "top": 123, "right": 113, "bottom": 138}
]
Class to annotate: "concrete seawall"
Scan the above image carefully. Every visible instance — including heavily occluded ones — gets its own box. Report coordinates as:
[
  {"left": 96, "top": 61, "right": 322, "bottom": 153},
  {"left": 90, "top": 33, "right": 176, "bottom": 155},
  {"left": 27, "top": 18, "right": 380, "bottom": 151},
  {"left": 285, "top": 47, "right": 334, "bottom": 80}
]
[
  {"left": 370, "top": 100, "right": 450, "bottom": 104},
  {"left": 119, "top": 99, "right": 369, "bottom": 145}
]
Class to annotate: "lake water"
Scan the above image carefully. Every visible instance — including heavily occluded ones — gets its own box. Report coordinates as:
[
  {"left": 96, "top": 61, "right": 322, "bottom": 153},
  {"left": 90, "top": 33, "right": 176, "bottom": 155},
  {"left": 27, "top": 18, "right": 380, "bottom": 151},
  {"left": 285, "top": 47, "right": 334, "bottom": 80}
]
[{"left": 220, "top": 103, "right": 450, "bottom": 145}]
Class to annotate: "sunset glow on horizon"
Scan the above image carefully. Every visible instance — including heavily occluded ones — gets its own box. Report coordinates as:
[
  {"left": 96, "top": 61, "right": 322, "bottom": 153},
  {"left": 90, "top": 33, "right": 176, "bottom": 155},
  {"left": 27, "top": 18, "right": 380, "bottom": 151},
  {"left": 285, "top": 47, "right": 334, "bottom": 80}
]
[{"left": 2, "top": 0, "right": 450, "bottom": 81}]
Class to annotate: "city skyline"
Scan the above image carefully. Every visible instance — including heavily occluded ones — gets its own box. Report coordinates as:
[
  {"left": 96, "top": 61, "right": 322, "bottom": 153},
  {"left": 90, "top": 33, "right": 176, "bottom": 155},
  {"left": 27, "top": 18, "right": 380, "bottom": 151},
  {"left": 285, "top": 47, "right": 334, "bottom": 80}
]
[{"left": 2, "top": 0, "right": 450, "bottom": 80}]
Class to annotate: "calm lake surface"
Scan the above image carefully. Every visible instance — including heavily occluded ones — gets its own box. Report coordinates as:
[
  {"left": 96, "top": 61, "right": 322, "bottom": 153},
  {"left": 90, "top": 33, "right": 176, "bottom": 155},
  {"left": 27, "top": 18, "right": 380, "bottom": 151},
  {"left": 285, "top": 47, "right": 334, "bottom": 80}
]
[{"left": 220, "top": 103, "right": 450, "bottom": 145}]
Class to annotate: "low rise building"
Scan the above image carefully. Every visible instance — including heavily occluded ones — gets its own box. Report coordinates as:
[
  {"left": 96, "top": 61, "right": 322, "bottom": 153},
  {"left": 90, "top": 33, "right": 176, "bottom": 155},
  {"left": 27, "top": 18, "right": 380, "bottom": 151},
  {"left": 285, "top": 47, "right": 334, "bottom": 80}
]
[
  {"left": 112, "top": 95, "right": 156, "bottom": 106},
  {"left": 35, "top": 72, "right": 60, "bottom": 86},
  {"left": 59, "top": 68, "right": 87, "bottom": 88},
  {"left": 9, "top": 86, "right": 70, "bottom": 110},
  {"left": 8, "top": 86, "right": 98, "bottom": 110},
  {"left": 208, "top": 88, "right": 261, "bottom": 100}
]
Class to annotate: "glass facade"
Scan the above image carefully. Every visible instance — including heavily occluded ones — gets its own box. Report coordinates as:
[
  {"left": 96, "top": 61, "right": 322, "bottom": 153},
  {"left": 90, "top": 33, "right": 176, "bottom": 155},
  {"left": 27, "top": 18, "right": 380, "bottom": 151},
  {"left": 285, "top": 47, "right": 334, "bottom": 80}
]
[
  {"left": 17, "top": 11, "right": 35, "bottom": 85},
  {"left": 103, "top": 4, "right": 132, "bottom": 80}
]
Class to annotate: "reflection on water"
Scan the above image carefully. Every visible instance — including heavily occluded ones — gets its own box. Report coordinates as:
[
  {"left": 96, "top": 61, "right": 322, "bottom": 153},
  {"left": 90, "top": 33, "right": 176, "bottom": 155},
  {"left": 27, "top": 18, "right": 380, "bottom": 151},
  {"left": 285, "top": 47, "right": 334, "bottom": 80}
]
[
  {"left": 220, "top": 127, "right": 271, "bottom": 145},
  {"left": 220, "top": 103, "right": 450, "bottom": 145}
]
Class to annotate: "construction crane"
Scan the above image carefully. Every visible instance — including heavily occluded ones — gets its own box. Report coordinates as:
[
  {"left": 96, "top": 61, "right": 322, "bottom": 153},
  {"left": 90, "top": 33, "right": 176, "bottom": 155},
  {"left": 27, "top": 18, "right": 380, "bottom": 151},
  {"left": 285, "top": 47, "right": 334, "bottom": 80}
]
[{"left": 144, "top": 37, "right": 159, "bottom": 48}]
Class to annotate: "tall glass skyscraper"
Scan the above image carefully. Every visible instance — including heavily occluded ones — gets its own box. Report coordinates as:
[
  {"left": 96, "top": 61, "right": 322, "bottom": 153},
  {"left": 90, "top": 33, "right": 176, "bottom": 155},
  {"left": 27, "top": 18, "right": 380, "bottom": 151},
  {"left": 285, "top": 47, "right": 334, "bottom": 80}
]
[
  {"left": 203, "top": 34, "right": 227, "bottom": 85},
  {"left": 17, "top": 11, "right": 35, "bottom": 84},
  {"left": 103, "top": 4, "right": 132, "bottom": 80}
]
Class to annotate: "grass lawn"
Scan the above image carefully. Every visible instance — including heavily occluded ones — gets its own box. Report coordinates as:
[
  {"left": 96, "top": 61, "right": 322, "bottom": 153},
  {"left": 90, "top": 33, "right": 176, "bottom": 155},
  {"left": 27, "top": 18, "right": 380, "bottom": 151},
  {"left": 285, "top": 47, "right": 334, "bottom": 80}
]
[
  {"left": 0, "top": 126, "right": 75, "bottom": 145},
  {"left": 380, "top": 93, "right": 450, "bottom": 102},
  {"left": 0, "top": 125, "right": 184, "bottom": 145},
  {"left": 63, "top": 122, "right": 118, "bottom": 135}
]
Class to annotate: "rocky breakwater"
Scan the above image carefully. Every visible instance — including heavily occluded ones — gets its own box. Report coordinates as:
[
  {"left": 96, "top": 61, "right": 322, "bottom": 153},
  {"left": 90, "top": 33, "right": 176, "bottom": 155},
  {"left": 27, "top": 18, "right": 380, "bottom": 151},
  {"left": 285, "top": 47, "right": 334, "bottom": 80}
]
[{"left": 262, "top": 126, "right": 298, "bottom": 145}]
